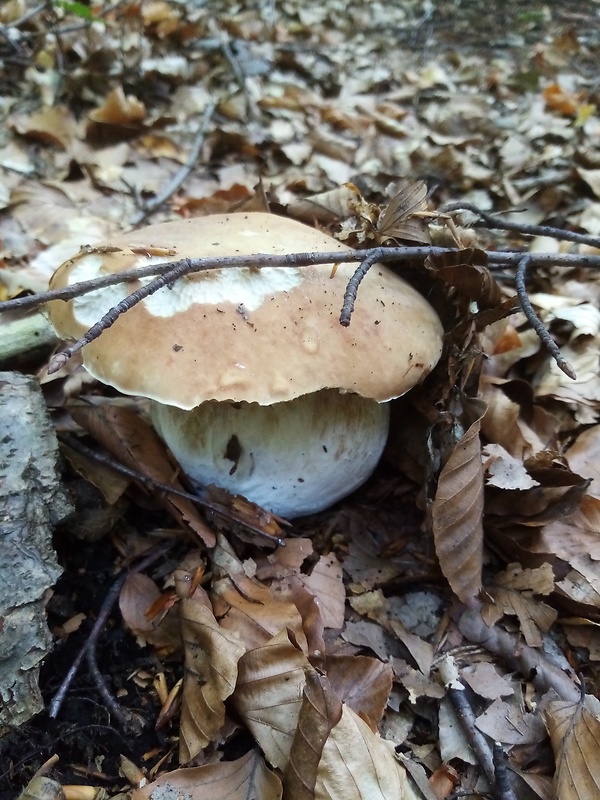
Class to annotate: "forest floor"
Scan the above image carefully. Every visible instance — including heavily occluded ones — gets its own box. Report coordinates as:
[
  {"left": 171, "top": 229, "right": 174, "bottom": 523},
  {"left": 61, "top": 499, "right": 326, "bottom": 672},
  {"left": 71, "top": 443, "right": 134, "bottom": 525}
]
[{"left": 2, "top": 2, "right": 600, "bottom": 800}]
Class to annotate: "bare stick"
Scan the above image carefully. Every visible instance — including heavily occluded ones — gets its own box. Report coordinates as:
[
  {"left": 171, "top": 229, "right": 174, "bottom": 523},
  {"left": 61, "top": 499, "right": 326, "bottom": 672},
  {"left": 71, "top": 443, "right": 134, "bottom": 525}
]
[
  {"left": 129, "top": 103, "right": 216, "bottom": 226},
  {"left": 47, "top": 258, "right": 199, "bottom": 373},
  {"left": 438, "top": 655, "right": 496, "bottom": 788},
  {"left": 49, "top": 541, "right": 174, "bottom": 720},
  {"left": 60, "top": 433, "right": 287, "bottom": 546},
  {"left": 492, "top": 742, "right": 518, "bottom": 800},
  {"left": 4, "top": 246, "right": 600, "bottom": 315},
  {"left": 515, "top": 255, "right": 577, "bottom": 379},
  {"left": 440, "top": 201, "right": 600, "bottom": 249},
  {"left": 339, "top": 248, "right": 385, "bottom": 326}
]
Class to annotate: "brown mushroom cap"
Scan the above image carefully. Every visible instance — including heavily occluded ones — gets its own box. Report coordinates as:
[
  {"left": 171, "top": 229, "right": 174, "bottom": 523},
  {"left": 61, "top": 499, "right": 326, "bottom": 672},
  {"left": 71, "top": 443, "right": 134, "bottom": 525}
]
[{"left": 48, "top": 212, "right": 443, "bottom": 409}]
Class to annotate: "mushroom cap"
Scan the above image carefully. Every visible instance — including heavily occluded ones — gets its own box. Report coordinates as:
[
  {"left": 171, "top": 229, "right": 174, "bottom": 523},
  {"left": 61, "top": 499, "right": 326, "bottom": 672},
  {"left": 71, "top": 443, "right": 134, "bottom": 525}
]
[{"left": 48, "top": 212, "right": 443, "bottom": 409}]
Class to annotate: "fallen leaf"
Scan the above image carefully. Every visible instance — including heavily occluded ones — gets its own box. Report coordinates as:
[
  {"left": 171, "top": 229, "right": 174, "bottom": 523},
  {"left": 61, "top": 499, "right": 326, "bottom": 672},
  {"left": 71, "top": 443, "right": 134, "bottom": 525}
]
[
  {"left": 132, "top": 749, "right": 282, "bottom": 800},
  {"left": 544, "top": 697, "right": 600, "bottom": 800}
]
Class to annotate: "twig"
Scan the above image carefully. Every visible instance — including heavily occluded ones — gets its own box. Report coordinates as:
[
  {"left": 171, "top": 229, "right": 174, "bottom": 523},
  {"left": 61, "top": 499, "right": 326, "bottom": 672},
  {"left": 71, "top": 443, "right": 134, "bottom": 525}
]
[
  {"left": 440, "top": 201, "right": 600, "bottom": 249},
  {"left": 3, "top": 246, "right": 600, "bottom": 315},
  {"left": 59, "top": 433, "right": 287, "bottom": 546},
  {"left": 493, "top": 743, "right": 518, "bottom": 800},
  {"left": 49, "top": 541, "right": 175, "bottom": 722},
  {"left": 458, "top": 608, "right": 581, "bottom": 703},
  {"left": 86, "top": 643, "right": 143, "bottom": 734},
  {"left": 438, "top": 655, "right": 496, "bottom": 788},
  {"left": 339, "top": 248, "right": 385, "bottom": 326},
  {"left": 515, "top": 255, "right": 577, "bottom": 379},
  {"left": 47, "top": 258, "right": 199, "bottom": 373},
  {"left": 129, "top": 103, "right": 216, "bottom": 226}
]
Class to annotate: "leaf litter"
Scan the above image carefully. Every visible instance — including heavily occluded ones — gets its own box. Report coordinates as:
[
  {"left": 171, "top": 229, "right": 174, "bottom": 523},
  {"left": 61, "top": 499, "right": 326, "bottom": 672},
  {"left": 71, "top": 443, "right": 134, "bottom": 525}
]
[{"left": 4, "top": 1, "right": 600, "bottom": 799}]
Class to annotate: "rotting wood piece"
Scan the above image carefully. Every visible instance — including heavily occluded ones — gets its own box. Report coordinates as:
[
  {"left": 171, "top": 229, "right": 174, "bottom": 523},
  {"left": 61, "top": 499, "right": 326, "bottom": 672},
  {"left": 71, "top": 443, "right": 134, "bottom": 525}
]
[{"left": 0, "top": 371, "right": 71, "bottom": 734}]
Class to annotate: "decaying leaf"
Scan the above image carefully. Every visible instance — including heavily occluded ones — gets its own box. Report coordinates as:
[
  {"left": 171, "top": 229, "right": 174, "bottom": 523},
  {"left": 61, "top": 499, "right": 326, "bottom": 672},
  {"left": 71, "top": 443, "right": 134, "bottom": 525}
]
[
  {"left": 482, "top": 563, "right": 557, "bottom": 647},
  {"left": 132, "top": 749, "right": 282, "bottom": 800},
  {"left": 119, "top": 573, "right": 181, "bottom": 651},
  {"left": 314, "top": 705, "right": 421, "bottom": 800},
  {"left": 232, "top": 629, "right": 310, "bottom": 771},
  {"left": 174, "top": 569, "right": 245, "bottom": 763},
  {"left": 544, "top": 697, "right": 600, "bottom": 800},
  {"left": 285, "top": 670, "right": 343, "bottom": 800},
  {"left": 70, "top": 405, "right": 216, "bottom": 547},
  {"left": 376, "top": 181, "right": 431, "bottom": 244},
  {"left": 432, "top": 402, "right": 486, "bottom": 604}
]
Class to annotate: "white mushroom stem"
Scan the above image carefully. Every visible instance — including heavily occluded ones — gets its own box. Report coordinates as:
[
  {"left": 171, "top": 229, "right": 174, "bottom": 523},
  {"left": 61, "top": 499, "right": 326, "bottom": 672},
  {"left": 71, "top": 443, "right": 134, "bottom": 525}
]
[{"left": 150, "top": 389, "right": 390, "bottom": 519}]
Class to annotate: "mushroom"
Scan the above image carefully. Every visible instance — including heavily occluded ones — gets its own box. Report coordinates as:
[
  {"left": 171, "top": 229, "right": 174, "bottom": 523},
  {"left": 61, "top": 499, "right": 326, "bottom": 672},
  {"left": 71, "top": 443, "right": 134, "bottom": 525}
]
[{"left": 48, "top": 212, "right": 443, "bottom": 518}]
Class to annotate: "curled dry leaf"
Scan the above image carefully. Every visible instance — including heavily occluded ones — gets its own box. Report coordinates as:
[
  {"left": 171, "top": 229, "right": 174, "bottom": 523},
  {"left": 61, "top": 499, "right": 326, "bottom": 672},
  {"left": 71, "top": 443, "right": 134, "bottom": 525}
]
[
  {"left": 295, "top": 553, "right": 345, "bottom": 630},
  {"left": 544, "top": 697, "right": 600, "bottom": 800},
  {"left": 432, "top": 402, "right": 486, "bottom": 604},
  {"left": 482, "top": 563, "right": 557, "bottom": 647},
  {"left": 376, "top": 181, "right": 431, "bottom": 244},
  {"left": 316, "top": 655, "right": 393, "bottom": 731},
  {"left": 314, "top": 705, "right": 421, "bottom": 800},
  {"left": 425, "top": 249, "right": 502, "bottom": 309},
  {"left": 173, "top": 571, "right": 245, "bottom": 763},
  {"left": 285, "top": 670, "right": 343, "bottom": 800},
  {"left": 119, "top": 573, "right": 181, "bottom": 651},
  {"left": 132, "top": 749, "right": 282, "bottom": 800},
  {"left": 232, "top": 629, "right": 310, "bottom": 771},
  {"left": 70, "top": 405, "right": 215, "bottom": 547}
]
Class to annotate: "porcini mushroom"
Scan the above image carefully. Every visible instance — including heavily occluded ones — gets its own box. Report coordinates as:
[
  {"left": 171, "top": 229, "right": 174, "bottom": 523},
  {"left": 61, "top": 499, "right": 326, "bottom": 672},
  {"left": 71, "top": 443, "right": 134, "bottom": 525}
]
[{"left": 48, "top": 212, "right": 443, "bottom": 518}]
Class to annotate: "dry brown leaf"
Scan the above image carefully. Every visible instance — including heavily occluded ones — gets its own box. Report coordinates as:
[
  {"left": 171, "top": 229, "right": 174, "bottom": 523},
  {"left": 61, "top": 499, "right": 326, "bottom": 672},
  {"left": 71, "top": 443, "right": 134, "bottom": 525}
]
[
  {"left": 132, "top": 749, "right": 281, "bottom": 800},
  {"left": 285, "top": 670, "right": 343, "bottom": 800},
  {"left": 119, "top": 573, "right": 181, "bottom": 651},
  {"left": 314, "top": 705, "right": 420, "bottom": 800},
  {"left": 61, "top": 442, "right": 129, "bottom": 506},
  {"left": 173, "top": 567, "right": 245, "bottom": 763},
  {"left": 212, "top": 570, "right": 308, "bottom": 652},
  {"left": 476, "top": 696, "right": 546, "bottom": 745},
  {"left": 317, "top": 655, "right": 393, "bottom": 730},
  {"left": 297, "top": 553, "right": 345, "bottom": 630},
  {"left": 482, "top": 563, "right": 557, "bottom": 647},
  {"left": 88, "top": 85, "right": 146, "bottom": 126},
  {"left": 432, "top": 404, "right": 485, "bottom": 604},
  {"left": 461, "top": 662, "right": 514, "bottom": 701},
  {"left": 376, "top": 181, "right": 431, "bottom": 244},
  {"left": 11, "top": 106, "right": 79, "bottom": 149},
  {"left": 287, "top": 183, "right": 363, "bottom": 225},
  {"left": 544, "top": 697, "right": 600, "bottom": 800},
  {"left": 232, "top": 629, "right": 310, "bottom": 771},
  {"left": 483, "top": 443, "right": 540, "bottom": 490},
  {"left": 70, "top": 406, "right": 215, "bottom": 547},
  {"left": 565, "top": 425, "right": 600, "bottom": 498}
]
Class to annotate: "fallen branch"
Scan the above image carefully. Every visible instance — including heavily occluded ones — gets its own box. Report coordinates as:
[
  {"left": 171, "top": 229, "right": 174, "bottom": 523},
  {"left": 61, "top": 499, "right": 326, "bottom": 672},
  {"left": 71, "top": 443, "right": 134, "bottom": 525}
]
[
  {"left": 3, "top": 240, "right": 600, "bottom": 379},
  {"left": 129, "top": 102, "right": 216, "bottom": 226},
  {"left": 440, "top": 201, "right": 600, "bottom": 249}
]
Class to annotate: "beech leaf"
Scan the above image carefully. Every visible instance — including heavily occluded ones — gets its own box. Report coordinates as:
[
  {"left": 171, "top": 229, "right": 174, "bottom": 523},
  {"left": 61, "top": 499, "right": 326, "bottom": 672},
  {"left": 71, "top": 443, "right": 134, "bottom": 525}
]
[
  {"left": 232, "top": 629, "right": 311, "bottom": 771},
  {"left": 174, "top": 571, "right": 245, "bottom": 763},
  {"left": 432, "top": 411, "right": 485, "bottom": 603},
  {"left": 70, "top": 405, "right": 215, "bottom": 547},
  {"left": 314, "top": 706, "right": 421, "bottom": 800},
  {"left": 132, "top": 749, "right": 282, "bottom": 800},
  {"left": 285, "top": 670, "right": 343, "bottom": 800},
  {"left": 544, "top": 697, "right": 600, "bottom": 800}
]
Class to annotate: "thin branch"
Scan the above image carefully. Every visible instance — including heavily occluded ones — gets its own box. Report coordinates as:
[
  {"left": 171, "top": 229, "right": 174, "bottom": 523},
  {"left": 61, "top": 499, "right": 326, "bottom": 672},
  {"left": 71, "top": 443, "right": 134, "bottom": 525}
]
[
  {"left": 492, "top": 742, "right": 518, "bottom": 800},
  {"left": 339, "top": 247, "right": 385, "bottom": 326},
  {"left": 47, "top": 258, "right": 199, "bottom": 373},
  {"left": 438, "top": 655, "right": 496, "bottom": 789},
  {"left": 129, "top": 102, "right": 216, "bottom": 226},
  {"left": 49, "top": 541, "right": 175, "bottom": 721},
  {"left": 3, "top": 246, "right": 600, "bottom": 315},
  {"left": 515, "top": 255, "right": 577, "bottom": 379},
  {"left": 59, "top": 433, "right": 287, "bottom": 546},
  {"left": 440, "top": 201, "right": 600, "bottom": 249}
]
